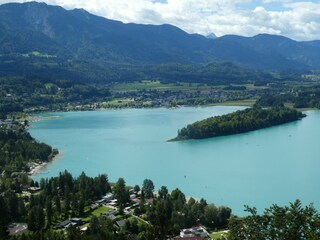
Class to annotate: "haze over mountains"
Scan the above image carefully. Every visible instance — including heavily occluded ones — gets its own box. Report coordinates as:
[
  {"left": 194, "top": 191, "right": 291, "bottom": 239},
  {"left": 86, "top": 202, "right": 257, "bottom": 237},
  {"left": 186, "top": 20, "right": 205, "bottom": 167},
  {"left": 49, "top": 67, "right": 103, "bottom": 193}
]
[{"left": 0, "top": 1, "right": 320, "bottom": 82}]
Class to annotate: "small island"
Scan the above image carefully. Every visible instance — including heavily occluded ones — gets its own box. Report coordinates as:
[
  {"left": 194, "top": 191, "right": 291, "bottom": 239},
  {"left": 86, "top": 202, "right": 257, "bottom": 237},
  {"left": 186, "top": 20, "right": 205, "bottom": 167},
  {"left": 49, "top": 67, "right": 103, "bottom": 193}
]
[{"left": 170, "top": 107, "right": 306, "bottom": 141}]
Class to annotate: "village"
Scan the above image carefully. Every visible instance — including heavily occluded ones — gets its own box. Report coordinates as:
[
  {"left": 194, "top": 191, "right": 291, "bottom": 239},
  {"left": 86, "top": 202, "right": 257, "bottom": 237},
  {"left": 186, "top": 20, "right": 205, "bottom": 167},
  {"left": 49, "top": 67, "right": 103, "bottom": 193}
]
[{"left": 7, "top": 181, "right": 228, "bottom": 240}]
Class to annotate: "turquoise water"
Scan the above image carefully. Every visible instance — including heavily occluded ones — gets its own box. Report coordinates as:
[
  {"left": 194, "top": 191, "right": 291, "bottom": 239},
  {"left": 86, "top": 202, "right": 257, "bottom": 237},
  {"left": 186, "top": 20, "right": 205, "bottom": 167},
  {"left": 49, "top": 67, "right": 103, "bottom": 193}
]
[{"left": 29, "top": 106, "right": 320, "bottom": 215}]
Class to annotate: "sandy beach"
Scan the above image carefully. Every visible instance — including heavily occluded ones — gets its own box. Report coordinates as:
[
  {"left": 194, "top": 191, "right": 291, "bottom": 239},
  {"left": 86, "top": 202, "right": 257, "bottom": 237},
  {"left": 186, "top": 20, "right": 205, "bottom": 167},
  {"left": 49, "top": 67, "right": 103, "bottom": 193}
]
[
  {"left": 28, "top": 152, "right": 62, "bottom": 176},
  {"left": 28, "top": 162, "right": 48, "bottom": 176}
]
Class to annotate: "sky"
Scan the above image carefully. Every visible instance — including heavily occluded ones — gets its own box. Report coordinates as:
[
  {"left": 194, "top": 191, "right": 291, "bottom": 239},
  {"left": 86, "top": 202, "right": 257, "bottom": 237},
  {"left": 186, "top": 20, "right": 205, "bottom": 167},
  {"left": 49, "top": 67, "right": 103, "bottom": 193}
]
[{"left": 1, "top": 0, "right": 320, "bottom": 41}]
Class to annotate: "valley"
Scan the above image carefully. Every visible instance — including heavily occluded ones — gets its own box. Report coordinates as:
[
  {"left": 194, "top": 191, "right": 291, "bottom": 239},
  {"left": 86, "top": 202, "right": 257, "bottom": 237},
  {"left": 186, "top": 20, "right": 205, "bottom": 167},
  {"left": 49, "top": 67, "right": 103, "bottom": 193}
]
[{"left": 1, "top": 1, "right": 320, "bottom": 239}]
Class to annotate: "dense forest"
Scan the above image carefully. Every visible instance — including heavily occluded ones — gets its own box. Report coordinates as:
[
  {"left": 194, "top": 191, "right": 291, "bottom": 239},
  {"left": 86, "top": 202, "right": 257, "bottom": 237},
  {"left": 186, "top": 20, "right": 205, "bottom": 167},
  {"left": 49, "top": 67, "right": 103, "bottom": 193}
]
[
  {"left": 0, "top": 125, "right": 57, "bottom": 174},
  {"left": 172, "top": 107, "right": 306, "bottom": 141},
  {"left": 0, "top": 171, "right": 110, "bottom": 239},
  {"left": 256, "top": 86, "right": 320, "bottom": 109},
  {"left": 0, "top": 53, "right": 268, "bottom": 85}
]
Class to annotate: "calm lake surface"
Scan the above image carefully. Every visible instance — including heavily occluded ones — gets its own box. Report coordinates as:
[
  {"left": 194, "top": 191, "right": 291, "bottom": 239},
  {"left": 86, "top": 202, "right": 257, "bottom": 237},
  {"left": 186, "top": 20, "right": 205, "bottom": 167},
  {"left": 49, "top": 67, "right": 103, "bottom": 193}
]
[{"left": 29, "top": 106, "right": 320, "bottom": 215}]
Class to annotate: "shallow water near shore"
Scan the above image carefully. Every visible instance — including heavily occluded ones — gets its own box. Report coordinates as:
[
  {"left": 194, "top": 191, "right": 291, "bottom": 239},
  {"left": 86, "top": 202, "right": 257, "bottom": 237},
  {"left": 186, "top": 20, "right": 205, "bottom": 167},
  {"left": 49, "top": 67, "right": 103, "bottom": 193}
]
[{"left": 29, "top": 106, "right": 320, "bottom": 215}]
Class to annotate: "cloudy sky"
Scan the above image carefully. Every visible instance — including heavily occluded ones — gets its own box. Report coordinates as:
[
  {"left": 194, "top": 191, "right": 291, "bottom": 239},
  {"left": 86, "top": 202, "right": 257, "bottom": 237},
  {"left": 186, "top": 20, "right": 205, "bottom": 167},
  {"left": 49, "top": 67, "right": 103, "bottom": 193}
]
[{"left": 1, "top": 0, "right": 320, "bottom": 40}]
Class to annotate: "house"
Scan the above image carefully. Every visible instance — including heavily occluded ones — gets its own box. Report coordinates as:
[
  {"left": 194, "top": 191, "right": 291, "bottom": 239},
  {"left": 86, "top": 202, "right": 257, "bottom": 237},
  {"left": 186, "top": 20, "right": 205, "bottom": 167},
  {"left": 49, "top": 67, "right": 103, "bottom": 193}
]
[
  {"left": 8, "top": 223, "right": 28, "bottom": 235},
  {"left": 124, "top": 207, "right": 131, "bottom": 214},
  {"left": 102, "top": 193, "right": 114, "bottom": 202},
  {"left": 180, "top": 229, "right": 194, "bottom": 238},
  {"left": 115, "top": 220, "right": 126, "bottom": 229},
  {"left": 131, "top": 198, "right": 141, "bottom": 204},
  {"left": 108, "top": 199, "right": 118, "bottom": 207},
  {"left": 107, "top": 214, "right": 117, "bottom": 221},
  {"left": 132, "top": 202, "right": 140, "bottom": 208},
  {"left": 54, "top": 220, "right": 72, "bottom": 229},
  {"left": 70, "top": 218, "right": 82, "bottom": 226},
  {"left": 54, "top": 219, "right": 80, "bottom": 230},
  {"left": 94, "top": 193, "right": 114, "bottom": 205},
  {"left": 28, "top": 187, "right": 41, "bottom": 193},
  {"left": 130, "top": 194, "right": 136, "bottom": 200},
  {"left": 95, "top": 199, "right": 105, "bottom": 204},
  {"left": 191, "top": 226, "right": 208, "bottom": 238},
  {"left": 80, "top": 226, "right": 88, "bottom": 232},
  {"left": 179, "top": 226, "right": 208, "bottom": 239},
  {"left": 90, "top": 203, "right": 99, "bottom": 210},
  {"left": 104, "top": 209, "right": 117, "bottom": 216}
]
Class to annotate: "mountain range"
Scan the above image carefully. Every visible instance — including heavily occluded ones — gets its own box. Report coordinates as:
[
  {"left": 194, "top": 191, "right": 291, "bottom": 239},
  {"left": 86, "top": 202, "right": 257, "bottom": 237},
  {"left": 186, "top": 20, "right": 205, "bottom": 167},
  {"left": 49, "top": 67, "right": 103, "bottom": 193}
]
[{"left": 0, "top": 1, "right": 320, "bottom": 82}]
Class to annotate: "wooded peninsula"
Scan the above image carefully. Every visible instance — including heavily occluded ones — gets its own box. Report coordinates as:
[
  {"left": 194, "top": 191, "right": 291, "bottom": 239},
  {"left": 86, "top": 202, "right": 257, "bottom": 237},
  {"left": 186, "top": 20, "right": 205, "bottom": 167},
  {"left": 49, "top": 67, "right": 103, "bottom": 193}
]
[{"left": 171, "top": 107, "right": 306, "bottom": 141}]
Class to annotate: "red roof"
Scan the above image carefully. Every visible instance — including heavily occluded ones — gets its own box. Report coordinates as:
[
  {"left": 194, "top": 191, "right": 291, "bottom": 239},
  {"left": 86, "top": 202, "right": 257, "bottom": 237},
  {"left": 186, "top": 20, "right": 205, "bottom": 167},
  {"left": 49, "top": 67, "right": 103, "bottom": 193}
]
[{"left": 131, "top": 198, "right": 141, "bottom": 203}]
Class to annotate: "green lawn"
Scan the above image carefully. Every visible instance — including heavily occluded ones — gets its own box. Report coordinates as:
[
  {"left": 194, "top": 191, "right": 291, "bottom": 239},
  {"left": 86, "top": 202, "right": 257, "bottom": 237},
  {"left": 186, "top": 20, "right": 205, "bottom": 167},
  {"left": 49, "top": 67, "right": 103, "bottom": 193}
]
[
  {"left": 209, "top": 99, "right": 256, "bottom": 107},
  {"left": 81, "top": 206, "right": 111, "bottom": 222},
  {"left": 92, "top": 206, "right": 111, "bottom": 216},
  {"left": 101, "top": 98, "right": 135, "bottom": 107},
  {"left": 112, "top": 80, "right": 211, "bottom": 92},
  {"left": 209, "top": 230, "right": 229, "bottom": 239}
]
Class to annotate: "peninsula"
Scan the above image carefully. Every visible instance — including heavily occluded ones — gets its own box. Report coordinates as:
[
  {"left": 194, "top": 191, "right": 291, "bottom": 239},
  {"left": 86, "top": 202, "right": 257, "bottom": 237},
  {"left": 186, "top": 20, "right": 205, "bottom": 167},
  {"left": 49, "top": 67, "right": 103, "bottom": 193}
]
[{"left": 171, "top": 107, "right": 306, "bottom": 141}]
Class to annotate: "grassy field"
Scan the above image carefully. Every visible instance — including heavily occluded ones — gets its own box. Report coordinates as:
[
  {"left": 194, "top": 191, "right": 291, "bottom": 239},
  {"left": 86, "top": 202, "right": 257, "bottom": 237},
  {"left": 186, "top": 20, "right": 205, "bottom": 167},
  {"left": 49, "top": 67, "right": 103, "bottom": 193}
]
[
  {"left": 209, "top": 230, "right": 229, "bottom": 239},
  {"left": 81, "top": 206, "right": 111, "bottom": 222},
  {"left": 111, "top": 80, "right": 213, "bottom": 92},
  {"left": 209, "top": 99, "right": 256, "bottom": 107},
  {"left": 101, "top": 98, "right": 135, "bottom": 107},
  {"left": 112, "top": 81, "right": 271, "bottom": 92},
  {"left": 92, "top": 206, "right": 111, "bottom": 216}
]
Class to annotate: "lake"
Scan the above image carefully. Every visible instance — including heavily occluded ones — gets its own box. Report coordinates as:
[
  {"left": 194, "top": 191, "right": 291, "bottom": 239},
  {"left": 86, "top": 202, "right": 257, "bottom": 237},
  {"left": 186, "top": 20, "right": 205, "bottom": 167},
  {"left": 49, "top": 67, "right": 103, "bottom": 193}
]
[{"left": 29, "top": 106, "right": 320, "bottom": 215}]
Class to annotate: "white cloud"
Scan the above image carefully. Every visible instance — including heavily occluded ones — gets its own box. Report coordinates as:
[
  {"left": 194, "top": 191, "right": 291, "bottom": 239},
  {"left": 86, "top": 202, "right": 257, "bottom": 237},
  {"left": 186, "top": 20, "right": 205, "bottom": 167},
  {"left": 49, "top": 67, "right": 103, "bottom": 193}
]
[{"left": 0, "top": 0, "right": 320, "bottom": 40}]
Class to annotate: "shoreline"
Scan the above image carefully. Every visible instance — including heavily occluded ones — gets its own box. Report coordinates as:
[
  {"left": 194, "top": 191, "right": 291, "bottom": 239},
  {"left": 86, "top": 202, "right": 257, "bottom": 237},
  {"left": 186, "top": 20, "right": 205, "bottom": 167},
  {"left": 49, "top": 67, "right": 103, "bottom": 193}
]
[
  {"left": 25, "top": 100, "right": 319, "bottom": 118},
  {"left": 28, "top": 162, "right": 48, "bottom": 176},
  {"left": 25, "top": 100, "right": 256, "bottom": 115},
  {"left": 28, "top": 152, "right": 62, "bottom": 177}
]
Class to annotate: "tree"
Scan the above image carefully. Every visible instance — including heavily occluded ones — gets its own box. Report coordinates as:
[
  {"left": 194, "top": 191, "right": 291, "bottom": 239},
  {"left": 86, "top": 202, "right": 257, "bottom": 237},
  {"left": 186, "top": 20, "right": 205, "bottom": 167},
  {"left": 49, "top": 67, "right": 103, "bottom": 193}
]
[
  {"left": 45, "top": 197, "right": 53, "bottom": 227},
  {"left": 28, "top": 206, "right": 45, "bottom": 231},
  {"left": 113, "top": 178, "right": 129, "bottom": 210},
  {"left": 137, "top": 225, "right": 155, "bottom": 240},
  {"left": 134, "top": 185, "right": 140, "bottom": 193},
  {"left": 66, "top": 224, "right": 81, "bottom": 240},
  {"left": 229, "top": 200, "right": 320, "bottom": 240},
  {"left": 78, "top": 195, "right": 85, "bottom": 217},
  {"left": 125, "top": 217, "right": 139, "bottom": 234},
  {"left": 0, "top": 196, "right": 8, "bottom": 238},
  {"left": 94, "top": 174, "right": 111, "bottom": 196},
  {"left": 154, "top": 200, "right": 169, "bottom": 239},
  {"left": 4, "top": 191, "right": 19, "bottom": 221},
  {"left": 142, "top": 179, "right": 154, "bottom": 199},
  {"left": 89, "top": 215, "right": 99, "bottom": 234},
  {"left": 171, "top": 188, "right": 185, "bottom": 211},
  {"left": 203, "top": 204, "right": 218, "bottom": 228},
  {"left": 53, "top": 195, "right": 61, "bottom": 215},
  {"left": 217, "top": 206, "right": 231, "bottom": 227},
  {"left": 71, "top": 194, "right": 78, "bottom": 217},
  {"left": 158, "top": 186, "right": 168, "bottom": 199}
]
